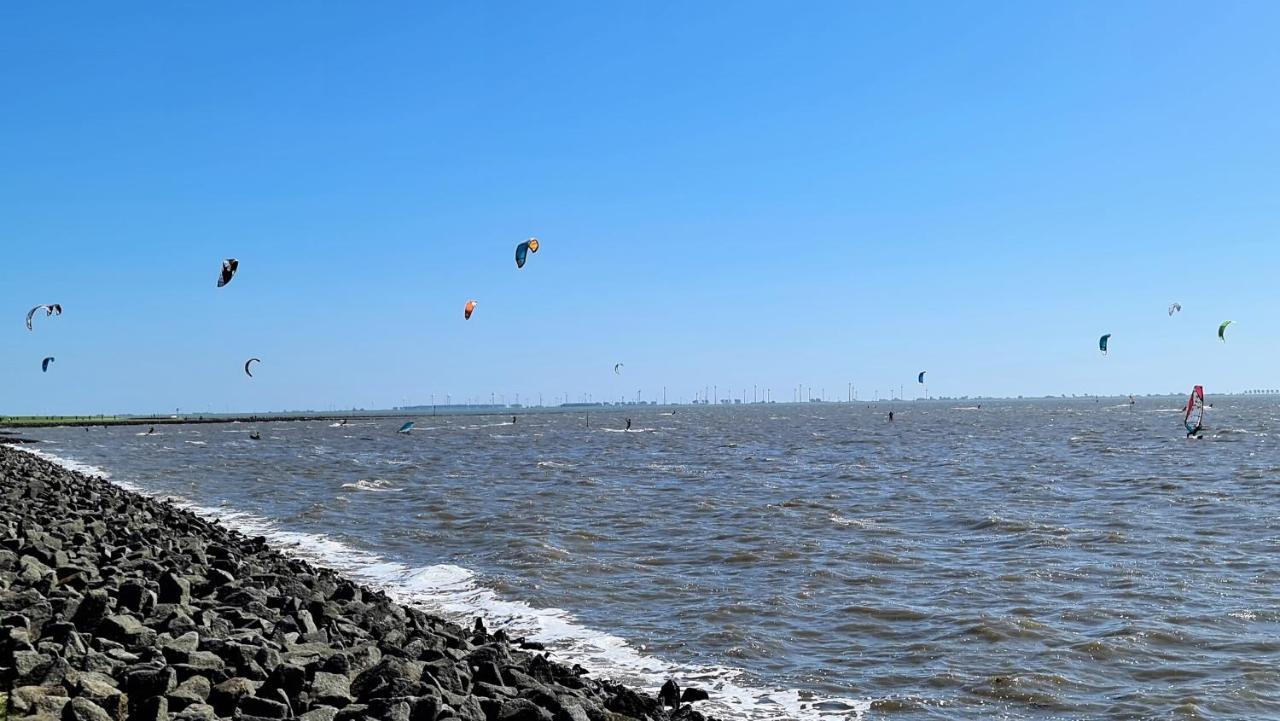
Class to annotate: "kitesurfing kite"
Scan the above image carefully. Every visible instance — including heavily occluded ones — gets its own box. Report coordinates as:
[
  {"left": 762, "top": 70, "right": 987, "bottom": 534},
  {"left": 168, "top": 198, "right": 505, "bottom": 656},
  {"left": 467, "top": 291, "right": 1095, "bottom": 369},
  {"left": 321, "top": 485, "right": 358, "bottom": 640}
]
[
  {"left": 614, "top": 363, "right": 624, "bottom": 375},
  {"left": 217, "top": 259, "right": 239, "bottom": 288},
  {"left": 41, "top": 357, "right": 54, "bottom": 373},
  {"left": 26, "top": 304, "right": 62, "bottom": 331},
  {"left": 515, "top": 238, "right": 540, "bottom": 269},
  {"left": 397, "top": 421, "right": 415, "bottom": 434},
  {"left": 244, "top": 358, "right": 261, "bottom": 377},
  {"left": 917, "top": 371, "right": 927, "bottom": 384},
  {"left": 1099, "top": 334, "right": 1112, "bottom": 355},
  {"left": 1219, "top": 320, "right": 1234, "bottom": 341},
  {"left": 1168, "top": 303, "right": 1182, "bottom": 316},
  {"left": 1184, "top": 385, "right": 1205, "bottom": 436},
  {"left": 464, "top": 300, "right": 478, "bottom": 320}
]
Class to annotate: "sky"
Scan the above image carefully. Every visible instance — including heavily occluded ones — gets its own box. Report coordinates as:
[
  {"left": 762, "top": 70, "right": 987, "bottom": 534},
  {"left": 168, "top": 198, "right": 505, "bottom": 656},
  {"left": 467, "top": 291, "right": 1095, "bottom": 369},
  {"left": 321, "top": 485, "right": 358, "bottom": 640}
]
[{"left": 2, "top": 2, "right": 1279, "bottom": 415}]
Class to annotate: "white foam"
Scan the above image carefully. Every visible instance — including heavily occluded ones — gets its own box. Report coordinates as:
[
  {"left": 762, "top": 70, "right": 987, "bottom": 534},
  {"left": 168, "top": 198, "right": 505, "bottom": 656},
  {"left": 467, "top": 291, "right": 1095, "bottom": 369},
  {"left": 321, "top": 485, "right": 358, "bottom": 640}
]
[
  {"left": 340, "top": 479, "right": 403, "bottom": 493},
  {"left": 16, "top": 445, "right": 870, "bottom": 721}
]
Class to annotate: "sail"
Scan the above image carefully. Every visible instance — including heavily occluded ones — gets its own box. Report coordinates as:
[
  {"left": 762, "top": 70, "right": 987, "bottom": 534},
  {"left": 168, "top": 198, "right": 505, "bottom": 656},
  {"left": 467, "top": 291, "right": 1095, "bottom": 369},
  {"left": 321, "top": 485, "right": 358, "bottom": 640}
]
[{"left": 1184, "top": 385, "right": 1205, "bottom": 434}]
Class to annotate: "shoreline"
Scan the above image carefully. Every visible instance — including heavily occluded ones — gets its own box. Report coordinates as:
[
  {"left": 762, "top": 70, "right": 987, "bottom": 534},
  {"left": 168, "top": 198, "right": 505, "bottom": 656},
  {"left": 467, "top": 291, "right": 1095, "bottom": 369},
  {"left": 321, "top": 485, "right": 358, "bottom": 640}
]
[{"left": 0, "top": 445, "right": 715, "bottom": 721}]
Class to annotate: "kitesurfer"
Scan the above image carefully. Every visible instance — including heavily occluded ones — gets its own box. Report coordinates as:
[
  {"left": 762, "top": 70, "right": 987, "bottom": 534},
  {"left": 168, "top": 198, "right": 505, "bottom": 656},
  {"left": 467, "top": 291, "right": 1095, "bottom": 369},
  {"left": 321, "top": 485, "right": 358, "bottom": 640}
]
[
  {"left": 147, "top": 426, "right": 155, "bottom": 435},
  {"left": 625, "top": 418, "right": 632, "bottom": 431},
  {"left": 512, "top": 416, "right": 517, "bottom": 424},
  {"left": 888, "top": 411, "right": 894, "bottom": 422}
]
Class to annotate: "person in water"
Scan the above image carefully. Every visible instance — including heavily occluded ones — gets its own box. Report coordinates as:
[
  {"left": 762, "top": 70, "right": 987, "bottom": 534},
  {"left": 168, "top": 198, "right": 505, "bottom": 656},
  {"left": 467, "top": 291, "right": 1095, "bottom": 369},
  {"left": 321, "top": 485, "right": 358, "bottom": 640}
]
[
  {"left": 888, "top": 411, "right": 894, "bottom": 422},
  {"left": 512, "top": 415, "right": 517, "bottom": 424},
  {"left": 147, "top": 426, "right": 155, "bottom": 435},
  {"left": 625, "top": 418, "right": 632, "bottom": 430}
]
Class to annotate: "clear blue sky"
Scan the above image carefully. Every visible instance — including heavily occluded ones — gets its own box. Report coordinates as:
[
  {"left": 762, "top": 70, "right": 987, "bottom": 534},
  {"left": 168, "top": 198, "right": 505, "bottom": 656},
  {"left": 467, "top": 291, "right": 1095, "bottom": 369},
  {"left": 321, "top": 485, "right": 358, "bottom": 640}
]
[{"left": 3, "top": 2, "right": 1279, "bottom": 414}]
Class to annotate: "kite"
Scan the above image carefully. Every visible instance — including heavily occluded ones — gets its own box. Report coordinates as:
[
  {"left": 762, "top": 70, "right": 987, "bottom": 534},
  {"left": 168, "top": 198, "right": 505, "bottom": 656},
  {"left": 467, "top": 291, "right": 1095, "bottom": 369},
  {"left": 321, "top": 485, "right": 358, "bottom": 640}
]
[
  {"left": 26, "top": 304, "right": 62, "bottom": 331},
  {"left": 614, "top": 363, "right": 624, "bottom": 375},
  {"left": 1184, "top": 385, "right": 1205, "bottom": 436},
  {"left": 1168, "top": 303, "right": 1182, "bottom": 316},
  {"left": 515, "top": 238, "right": 540, "bottom": 269},
  {"left": 464, "top": 300, "right": 478, "bottom": 320},
  {"left": 917, "top": 371, "right": 927, "bottom": 384},
  {"left": 217, "top": 259, "right": 239, "bottom": 288},
  {"left": 41, "top": 357, "right": 54, "bottom": 373},
  {"left": 244, "top": 358, "right": 261, "bottom": 377},
  {"left": 1218, "top": 320, "right": 1233, "bottom": 341},
  {"left": 397, "top": 421, "right": 415, "bottom": 434},
  {"left": 1099, "top": 334, "right": 1111, "bottom": 355}
]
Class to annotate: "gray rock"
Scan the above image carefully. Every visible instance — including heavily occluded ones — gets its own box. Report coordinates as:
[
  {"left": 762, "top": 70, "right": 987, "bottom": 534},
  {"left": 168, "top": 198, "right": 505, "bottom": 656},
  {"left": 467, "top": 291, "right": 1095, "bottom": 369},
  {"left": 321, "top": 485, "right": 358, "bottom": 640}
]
[
  {"left": 171, "top": 703, "right": 217, "bottom": 721},
  {"left": 97, "top": 615, "right": 144, "bottom": 644},
  {"left": 312, "top": 671, "right": 354, "bottom": 707},
  {"left": 208, "top": 676, "right": 257, "bottom": 716},
  {"left": 126, "top": 666, "right": 176, "bottom": 699},
  {"left": 169, "top": 675, "right": 211, "bottom": 705},
  {"left": 158, "top": 574, "right": 190, "bottom": 606},
  {"left": 296, "top": 707, "right": 338, "bottom": 721},
  {"left": 131, "top": 695, "right": 168, "bottom": 721},
  {"left": 61, "top": 697, "right": 112, "bottom": 721},
  {"left": 497, "top": 697, "right": 553, "bottom": 721}
]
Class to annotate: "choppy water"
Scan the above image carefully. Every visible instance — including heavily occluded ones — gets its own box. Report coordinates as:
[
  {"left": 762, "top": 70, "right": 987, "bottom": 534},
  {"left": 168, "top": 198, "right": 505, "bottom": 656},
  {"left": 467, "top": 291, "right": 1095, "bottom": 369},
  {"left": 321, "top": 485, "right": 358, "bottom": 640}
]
[{"left": 20, "top": 399, "right": 1280, "bottom": 719}]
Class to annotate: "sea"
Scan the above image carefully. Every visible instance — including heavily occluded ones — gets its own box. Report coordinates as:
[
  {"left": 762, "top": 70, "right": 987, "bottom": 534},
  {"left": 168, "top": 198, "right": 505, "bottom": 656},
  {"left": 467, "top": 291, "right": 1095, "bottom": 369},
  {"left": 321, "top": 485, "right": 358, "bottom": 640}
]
[{"left": 17, "top": 398, "right": 1280, "bottom": 720}]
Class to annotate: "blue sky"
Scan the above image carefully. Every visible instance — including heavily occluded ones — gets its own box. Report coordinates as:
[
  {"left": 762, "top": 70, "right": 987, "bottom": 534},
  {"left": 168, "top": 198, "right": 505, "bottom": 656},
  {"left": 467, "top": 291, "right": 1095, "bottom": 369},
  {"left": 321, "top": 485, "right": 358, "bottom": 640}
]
[{"left": 3, "top": 2, "right": 1279, "bottom": 414}]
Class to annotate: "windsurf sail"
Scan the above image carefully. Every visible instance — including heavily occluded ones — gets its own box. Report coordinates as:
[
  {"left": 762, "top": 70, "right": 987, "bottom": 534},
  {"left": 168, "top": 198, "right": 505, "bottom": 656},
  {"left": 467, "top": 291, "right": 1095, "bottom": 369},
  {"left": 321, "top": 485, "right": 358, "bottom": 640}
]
[
  {"left": 397, "top": 421, "right": 415, "bottom": 434},
  {"left": 1184, "top": 385, "right": 1205, "bottom": 435}
]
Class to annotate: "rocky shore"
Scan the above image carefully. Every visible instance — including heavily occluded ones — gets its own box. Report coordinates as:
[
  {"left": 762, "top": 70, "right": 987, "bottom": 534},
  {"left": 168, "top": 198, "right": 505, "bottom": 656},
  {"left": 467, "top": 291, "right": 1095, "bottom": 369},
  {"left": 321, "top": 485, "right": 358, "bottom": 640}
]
[{"left": 0, "top": 446, "right": 717, "bottom": 721}]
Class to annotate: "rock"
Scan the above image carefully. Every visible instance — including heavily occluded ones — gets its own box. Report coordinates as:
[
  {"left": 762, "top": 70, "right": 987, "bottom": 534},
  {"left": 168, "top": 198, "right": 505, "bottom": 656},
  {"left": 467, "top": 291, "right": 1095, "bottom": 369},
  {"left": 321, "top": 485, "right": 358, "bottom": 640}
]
[
  {"left": 680, "top": 687, "right": 710, "bottom": 703},
  {"left": 18, "top": 555, "right": 53, "bottom": 584},
  {"left": 13, "top": 650, "right": 52, "bottom": 684},
  {"left": 157, "top": 574, "right": 190, "bottom": 606},
  {"left": 474, "top": 661, "right": 505, "bottom": 687},
  {"left": 311, "top": 671, "right": 354, "bottom": 707},
  {"left": 61, "top": 698, "right": 112, "bottom": 721},
  {"left": 11, "top": 685, "right": 71, "bottom": 716},
  {"left": 659, "top": 679, "right": 681, "bottom": 709},
  {"left": 125, "top": 666, "right": 176, "bottom": 699},
  {"left": 97, "top": 615, "right": 144, "bottom": 645},
  {"left": 172, "top": 703, "right": 216, "bottom": 721},
  {"left": 208, "top": 677, "right": 256, "bottom": 716},
  {"left": 496, "top": 698, "right": 553, "bottom": 721},
  {"left": 238, "top": 695, "right": 289, "bottom": 718},
  {"left": 168, "top": 675, "right": 211, "bottom": 707},
  {"left": 131, "top": 695, "right": 168, "bottom": 721},
  {"left": 296, "top": 708, "right": 338, "bottom": 721}
]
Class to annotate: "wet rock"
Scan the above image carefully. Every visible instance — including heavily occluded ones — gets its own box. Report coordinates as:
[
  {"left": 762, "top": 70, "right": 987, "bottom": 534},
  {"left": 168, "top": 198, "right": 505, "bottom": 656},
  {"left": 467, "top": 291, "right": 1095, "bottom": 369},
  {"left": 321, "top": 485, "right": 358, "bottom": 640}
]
[
  {"left": 680, "top": 687, "right": 709, "bottom": 704},
  {"left": 659, "top": 679, "right": 681, "bottom": 709}
]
